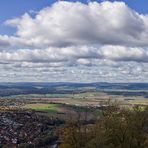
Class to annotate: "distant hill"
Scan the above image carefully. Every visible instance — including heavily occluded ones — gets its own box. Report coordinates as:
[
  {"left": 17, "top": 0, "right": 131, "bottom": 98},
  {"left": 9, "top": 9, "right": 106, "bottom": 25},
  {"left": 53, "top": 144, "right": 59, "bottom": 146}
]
[
  {"left": 1, "top": 82, "right": 148, "bottom": 90},
  {"left": 0, "top": 82, "right": 148, "bottom": 97}
]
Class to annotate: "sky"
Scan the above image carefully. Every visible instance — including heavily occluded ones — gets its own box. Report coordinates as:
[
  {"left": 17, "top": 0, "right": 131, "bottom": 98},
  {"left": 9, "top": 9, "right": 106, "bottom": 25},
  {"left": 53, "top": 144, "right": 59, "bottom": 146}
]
[{"left": 0, "top": 0, "right": 148, "bottom": 82}]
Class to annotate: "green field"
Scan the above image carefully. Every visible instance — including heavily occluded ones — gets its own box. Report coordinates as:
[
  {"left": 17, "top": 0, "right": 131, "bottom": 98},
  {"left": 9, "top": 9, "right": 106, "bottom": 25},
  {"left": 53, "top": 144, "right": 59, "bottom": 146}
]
[
  {"left": 24, "top": 102, "right": 101, "bottom": 120},
  {"left": 25, "top": 103, "right": 61, "bottom": 113}
]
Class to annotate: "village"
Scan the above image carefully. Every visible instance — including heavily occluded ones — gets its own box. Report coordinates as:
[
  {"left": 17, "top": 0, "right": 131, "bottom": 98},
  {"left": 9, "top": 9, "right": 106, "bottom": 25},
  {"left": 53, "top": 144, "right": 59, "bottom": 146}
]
[{"left": 0, "top": 109, "right": 63, "bottom": 147}]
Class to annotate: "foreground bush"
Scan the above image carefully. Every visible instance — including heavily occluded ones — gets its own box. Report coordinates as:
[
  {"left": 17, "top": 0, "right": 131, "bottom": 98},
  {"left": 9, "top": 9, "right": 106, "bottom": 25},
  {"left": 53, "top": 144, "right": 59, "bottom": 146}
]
[{"left": 59, "top": 106, "right": 148, "bottom": 148}]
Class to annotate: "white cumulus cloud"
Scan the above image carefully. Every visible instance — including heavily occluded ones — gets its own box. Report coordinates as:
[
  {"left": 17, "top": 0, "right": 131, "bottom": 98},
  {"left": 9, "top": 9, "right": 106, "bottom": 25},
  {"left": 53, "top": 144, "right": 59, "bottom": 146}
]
[{"left": 0, "top": 1, "right": 148, "bottom": 82}]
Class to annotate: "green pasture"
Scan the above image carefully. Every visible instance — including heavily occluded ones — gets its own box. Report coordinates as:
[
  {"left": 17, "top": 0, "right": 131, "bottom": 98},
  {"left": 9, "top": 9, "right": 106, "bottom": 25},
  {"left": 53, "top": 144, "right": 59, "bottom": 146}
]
[{"left": 24, "top": 103, "right": 60, "bottom": 113}]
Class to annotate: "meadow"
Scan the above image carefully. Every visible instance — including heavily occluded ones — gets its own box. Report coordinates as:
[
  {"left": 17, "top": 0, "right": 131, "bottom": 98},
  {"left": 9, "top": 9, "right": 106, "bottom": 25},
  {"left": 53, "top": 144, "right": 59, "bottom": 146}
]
[{"left": 24, "top": 103, "right": 61, "bottom": 113}]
